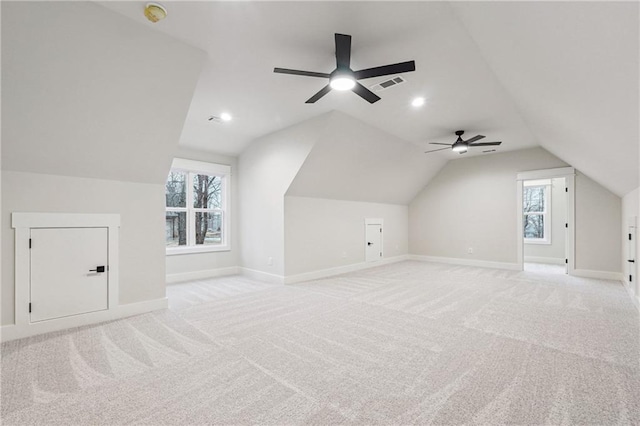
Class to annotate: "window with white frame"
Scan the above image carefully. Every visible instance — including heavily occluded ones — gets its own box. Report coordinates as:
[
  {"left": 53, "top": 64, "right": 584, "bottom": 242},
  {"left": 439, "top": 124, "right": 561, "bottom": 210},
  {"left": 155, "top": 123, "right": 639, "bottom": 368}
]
[
  {"left": 165, "top": 159, "right": 230, "bottom": 254},
  {"left": 523, "top": 179, "right": 551, "bottom": 244}
]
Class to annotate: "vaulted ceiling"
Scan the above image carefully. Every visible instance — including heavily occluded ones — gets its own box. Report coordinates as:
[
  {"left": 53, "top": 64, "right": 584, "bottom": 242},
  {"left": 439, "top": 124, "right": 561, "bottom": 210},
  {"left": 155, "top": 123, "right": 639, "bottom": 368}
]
[
  {"left": 5, "top": 1, "right": 638, "bottom": 197},
  {"left": 99, "top": 1, "right": 638, "bottom": 197}
]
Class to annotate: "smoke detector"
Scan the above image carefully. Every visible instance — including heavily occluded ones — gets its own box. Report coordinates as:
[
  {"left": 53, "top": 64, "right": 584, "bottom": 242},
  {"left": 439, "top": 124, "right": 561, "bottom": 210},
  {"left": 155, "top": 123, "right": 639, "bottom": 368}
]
[{"left": 144, "top": 3, "right": 167, "bottom": 23}]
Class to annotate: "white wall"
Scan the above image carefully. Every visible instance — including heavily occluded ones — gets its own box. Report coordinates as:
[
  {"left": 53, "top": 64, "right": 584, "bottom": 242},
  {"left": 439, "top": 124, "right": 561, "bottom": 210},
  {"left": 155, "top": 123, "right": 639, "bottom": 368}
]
[
  {"left": 524, "top": 177, "right": 566, "bottom": 263},
  {"left": 409, "top": 148, "right": 567, "bottom": 264},
  {"left": 574, "top": 172, "right": 621, "bottom": 273},
  {"left": 284, "top": 196, "right": 408, "bottom": 276},
  {"left": 165, "top": 148, "right": 239, "bottom": 281},
  {"left": 1, "top": 3, "right": 204, "bottom": 326},
  {"left": 286, "top": 111, "right": 446, "bottom": 205},
  {"left": 2, "top": 171, "right": 166, "bottom": 325},
  {"left": 409, "top": 147, "right": 622, "bottom": 273},
  {"left": 2, "top": 2, "right": 204, "bottom": 184},
  {"left": 238, "top": 115, "right": 328, "bottom": 276}
]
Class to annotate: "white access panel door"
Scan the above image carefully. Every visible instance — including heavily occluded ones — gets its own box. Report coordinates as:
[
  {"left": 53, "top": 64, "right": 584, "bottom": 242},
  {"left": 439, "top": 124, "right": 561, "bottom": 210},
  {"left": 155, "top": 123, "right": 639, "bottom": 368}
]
[
  {"left": 365, "top": 224, "right": 382, "bottom": 262},
  {"left": 30, "top": 227, "right": 109, "bottom": 323}
]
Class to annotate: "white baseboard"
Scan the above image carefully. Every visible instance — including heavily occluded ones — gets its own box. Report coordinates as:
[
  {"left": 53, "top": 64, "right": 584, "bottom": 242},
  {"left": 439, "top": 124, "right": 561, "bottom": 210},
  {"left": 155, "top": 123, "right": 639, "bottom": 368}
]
[
  {"left": 0, "top": 297, "right": 168, "bottom": 343},
  {"left": 166, "top": 266, "right": 240, "bottom": 284},
  {"left": 284, "top": 255, "right": 409, "bottom": 285},
  {"left": 240, "top": 267, "right": 285, "bottom": 285},
  {"left": 408, "top": 254, "right": 521, "bottom": 271},
  {"left": 571, "top": 269, "right": 623, "bottom": 281},
  {"left": 524, "top": 256, "right": 565, "bottom": 265}
]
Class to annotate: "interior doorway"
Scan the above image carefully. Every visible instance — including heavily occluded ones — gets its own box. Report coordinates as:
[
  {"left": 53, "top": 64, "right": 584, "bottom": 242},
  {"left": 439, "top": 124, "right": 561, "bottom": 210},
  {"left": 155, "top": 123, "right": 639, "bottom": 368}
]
[
  {"left": 522, "top": 177, "right": 567, "bottom": 274},
  {"left": 516, "top": 167, "right": 575, "bottom": 274}
]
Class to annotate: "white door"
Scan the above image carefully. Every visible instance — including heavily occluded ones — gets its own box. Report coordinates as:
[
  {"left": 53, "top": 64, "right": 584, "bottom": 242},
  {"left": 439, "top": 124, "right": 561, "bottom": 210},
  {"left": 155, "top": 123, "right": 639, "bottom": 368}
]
[
  {"left": 365, "top": 224, "right": 382, "bottom": 262},
  {"left": 30, "top": 227, "right": 109, "bottom": 322},
  {"left": 628, "top": 218, "right": 637, "bottom": 292}
]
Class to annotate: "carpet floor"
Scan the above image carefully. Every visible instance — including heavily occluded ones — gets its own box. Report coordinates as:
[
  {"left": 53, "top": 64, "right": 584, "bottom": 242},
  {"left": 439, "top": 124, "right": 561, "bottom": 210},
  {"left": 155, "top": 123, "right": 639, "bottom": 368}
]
[{"left": 2, "top": 260, "right": 639, "bottom": 425}]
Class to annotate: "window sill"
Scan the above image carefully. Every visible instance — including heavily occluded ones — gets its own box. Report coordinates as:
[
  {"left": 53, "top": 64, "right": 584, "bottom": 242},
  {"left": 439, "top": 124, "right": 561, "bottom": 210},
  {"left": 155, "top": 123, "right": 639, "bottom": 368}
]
[
  {"left": 524, "top": 239, "right": 551, "bottom": 245},
  {"left": 166, "top": 245, "right": 230, "bottom": 256}
]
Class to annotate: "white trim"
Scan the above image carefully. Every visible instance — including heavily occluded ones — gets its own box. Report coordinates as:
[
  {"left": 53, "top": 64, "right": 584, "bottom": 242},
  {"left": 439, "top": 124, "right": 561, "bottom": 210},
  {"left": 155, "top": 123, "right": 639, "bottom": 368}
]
[
  {"left": 166, "top": 266, "right": 240, "bottom": 284},
  {"left": 524, "top": 256, "right": 566, "bottom": 265},
  {"left": 166, "top": 159, "right": 231, "bottom": 253},
  {"left": 516, "top": 169, "right": 575, "bottom": 275},
  {"left": 516, "top": 166, "right": 575, "bottom": 181},
  {"left": 571, "top": 269, "right": 624, "bottom": 281},
  {"left": 240, "top": 267, "right": 285, "bottom": 285},
  {"left": 285, "top": 255, "right": 409, "bottom": 285},
  {"left": 408, "top": 254, "right": 520, "bottom": 271},
  {"left": 11, "top": 213, "right": 121, "bottom": 337},
  {"left": 364, "top": 218, "right": 384, "bottom": 262},
  {"left": 622, "top": 279, "right": 640, "bottom": 311},
  {"left": 166, "top": 245, "right": 231, "bottom": 256},
  {"left": 171, "top": 158, "right": 230, "bottom": 175},
  {"left": 0, "top": 297, "right": 167, "bottom": 343}
]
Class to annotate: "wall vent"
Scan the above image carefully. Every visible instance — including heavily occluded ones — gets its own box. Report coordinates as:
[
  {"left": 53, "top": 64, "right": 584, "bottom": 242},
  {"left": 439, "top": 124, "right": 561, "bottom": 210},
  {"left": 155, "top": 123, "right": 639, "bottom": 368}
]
[{"left": 370, "top": 76, "right": 406, "bottom": 92}]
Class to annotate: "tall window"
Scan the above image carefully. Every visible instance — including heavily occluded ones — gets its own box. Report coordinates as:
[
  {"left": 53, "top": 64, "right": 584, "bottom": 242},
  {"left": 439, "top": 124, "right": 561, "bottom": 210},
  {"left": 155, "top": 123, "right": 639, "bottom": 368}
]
[
  {"left": 165, "top": 159, "right": 230, "bottom": 254},
  {"left": 523, "top": 180, "right": 550, "bottom": 244}
]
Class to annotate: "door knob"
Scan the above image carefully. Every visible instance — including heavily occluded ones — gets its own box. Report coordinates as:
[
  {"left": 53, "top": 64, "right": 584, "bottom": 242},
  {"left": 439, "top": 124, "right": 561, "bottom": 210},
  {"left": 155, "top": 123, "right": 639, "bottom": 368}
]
[
  {"left": 628, "top": 259, "right": 635, "bottom": 263},
  {"left": 367, "top": 242, "right": 373, "bottom": 246},
  {"left": 89, "top": 266, "right": 106, "bottom": 273}
]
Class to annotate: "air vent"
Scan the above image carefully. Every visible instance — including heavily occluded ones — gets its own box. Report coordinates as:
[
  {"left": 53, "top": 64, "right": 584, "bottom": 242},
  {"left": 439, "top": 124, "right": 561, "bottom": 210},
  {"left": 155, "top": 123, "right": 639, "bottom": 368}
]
[{"left": 370, "top": 76, "right": 406, "bottom": 92}]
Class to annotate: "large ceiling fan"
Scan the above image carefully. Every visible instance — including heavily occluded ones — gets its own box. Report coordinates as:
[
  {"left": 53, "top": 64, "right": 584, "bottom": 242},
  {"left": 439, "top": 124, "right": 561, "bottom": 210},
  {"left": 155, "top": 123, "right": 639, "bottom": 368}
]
[
  {"left": 274, "top": 33, "right": 416, "bottom": 104},
  {"left": 424, "top": 130, "right": 502, "bottom": 154}
]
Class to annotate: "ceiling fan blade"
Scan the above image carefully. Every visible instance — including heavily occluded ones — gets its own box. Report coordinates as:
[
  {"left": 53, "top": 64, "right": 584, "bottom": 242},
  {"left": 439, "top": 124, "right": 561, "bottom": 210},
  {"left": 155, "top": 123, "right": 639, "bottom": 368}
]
[
  {"left": 424, "top": 147, "right": 450, "bottom": 154},
  {"left": 335, "top": 33, "right": 351, "bottom": 69},
  {"left": 469, "top": 142, "right": 502, "bottom": 147},
  {"left": 353, "top": 60, "right": 416, "bottom": 80},
  {"left": 352, "top": 82, "right": 381, "bottom": 103},
  {"left": 429, "top": 143, "right": 452, "bottom": 146},
  {"left": 465, "top": 135, "right": 485, "bottom": 144},
  {"left": 274, "top": 68, "right": 330, "bottom": 78},
  {"left": 305, "top": 85, "right": 332, "bottom": 103}
]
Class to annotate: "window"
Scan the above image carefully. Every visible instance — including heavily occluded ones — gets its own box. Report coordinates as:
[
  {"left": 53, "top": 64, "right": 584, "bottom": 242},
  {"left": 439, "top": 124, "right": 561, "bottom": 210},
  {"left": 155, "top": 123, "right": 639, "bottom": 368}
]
[
  {"left": 165, "top": 159, "right": 230, "bottom": 254},
  {"left": 523, "top": 179, "right": 550, "bottom": 244}
]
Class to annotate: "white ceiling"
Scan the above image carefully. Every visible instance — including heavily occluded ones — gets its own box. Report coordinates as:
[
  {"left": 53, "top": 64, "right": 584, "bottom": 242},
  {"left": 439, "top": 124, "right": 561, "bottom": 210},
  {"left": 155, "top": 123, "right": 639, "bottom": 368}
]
[{"left": 99, "top": 1, "right": 638, "bottom": 195}]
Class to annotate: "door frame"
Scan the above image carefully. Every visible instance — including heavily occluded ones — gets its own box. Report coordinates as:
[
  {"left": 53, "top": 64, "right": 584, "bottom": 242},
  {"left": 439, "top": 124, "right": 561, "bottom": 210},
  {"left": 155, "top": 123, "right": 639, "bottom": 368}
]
[
  {"left": 516, "top": 167, "right": 575, "bottom": 273},
  {"left": 11, "top": 213, "right": 120, "bottom": 334},
  {"left": 364, "top": 218, "right": 383, "bottom": 262},
  {"left": 628, "top": 216, "right": 637, "bottom": 291}
]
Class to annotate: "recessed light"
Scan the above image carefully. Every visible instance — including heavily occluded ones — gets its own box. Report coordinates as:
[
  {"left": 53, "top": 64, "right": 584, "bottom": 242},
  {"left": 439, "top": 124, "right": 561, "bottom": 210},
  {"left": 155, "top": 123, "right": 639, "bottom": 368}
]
[
  {"left": 411, "top": 97, "right": 425, "bottom": 107},
  {"left": 220, "top": 112, "right": 232, "bottom": 122}
]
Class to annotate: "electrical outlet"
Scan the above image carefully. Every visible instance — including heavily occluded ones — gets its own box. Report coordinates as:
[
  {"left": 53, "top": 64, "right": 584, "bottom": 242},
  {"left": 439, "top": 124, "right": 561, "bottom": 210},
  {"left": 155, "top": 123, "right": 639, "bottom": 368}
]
[
  {"left": 267, "top": 257, "right": 273, "bottom": 266},
  {"left": 467, "top": 248, "right": 473, "bottom": 254},
  {"left": 341, "top": 252, "right": 347, "bottom": 259}
]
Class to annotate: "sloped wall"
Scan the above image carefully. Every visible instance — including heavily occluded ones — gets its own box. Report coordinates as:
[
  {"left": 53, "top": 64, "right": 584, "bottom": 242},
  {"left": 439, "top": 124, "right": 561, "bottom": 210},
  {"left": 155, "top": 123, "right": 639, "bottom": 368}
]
[
  {"left": 1, "top": 3, "right": 204, "bottom": 325},
  {"left": 282, "top": 111, "right": 445, "bottom": 277},
  {"left": 286, "top": 111, "right": 445, "bottom": 205},
  {"left": 409, "top": 147, "right": 622, "bottom": 274},
  {"left": 284, "top": 196, "right": 408, "bottom": 276},
  {"left": 238, "top": 115, "right": 328, "bottom": 278}
]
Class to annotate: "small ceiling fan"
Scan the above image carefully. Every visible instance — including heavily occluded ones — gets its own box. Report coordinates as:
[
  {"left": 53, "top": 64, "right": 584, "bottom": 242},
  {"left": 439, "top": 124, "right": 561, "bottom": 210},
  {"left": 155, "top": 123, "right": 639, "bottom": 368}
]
[
  {"left": 274, "top": 33, "right": 416, "bottom": 104},
  {"left": 424, "top": 130, "right": 502, "bottom": 154}
]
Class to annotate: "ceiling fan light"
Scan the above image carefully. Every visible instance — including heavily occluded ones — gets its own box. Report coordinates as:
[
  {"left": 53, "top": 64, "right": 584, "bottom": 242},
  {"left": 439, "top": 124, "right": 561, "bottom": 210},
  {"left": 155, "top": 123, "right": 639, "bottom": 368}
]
[
  {"left": 330, "top": 75, "right": 356, "bottom": 91},
  {"left": 452, "top": 144, "right": 467, "bottom": 153}
]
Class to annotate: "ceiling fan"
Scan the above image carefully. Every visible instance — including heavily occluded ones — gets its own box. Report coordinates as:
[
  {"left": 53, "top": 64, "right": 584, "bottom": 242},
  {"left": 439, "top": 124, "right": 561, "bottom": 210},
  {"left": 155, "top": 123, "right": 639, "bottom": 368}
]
[
  {"left": 274, "top": 33, "right": 416, "bottom": 104},
  {"left": 424, "top": 130, "right": 502, "bottom": 154}
]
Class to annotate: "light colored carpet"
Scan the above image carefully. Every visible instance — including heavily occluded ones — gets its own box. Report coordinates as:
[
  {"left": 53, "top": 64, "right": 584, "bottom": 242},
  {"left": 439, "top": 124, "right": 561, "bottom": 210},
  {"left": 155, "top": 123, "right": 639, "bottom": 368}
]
[
  {"left": 524, "top": 262, "right": 566, "bottom": 275},
  {"left": 2, "top": 261, "right": 639, "bottom": 425}
]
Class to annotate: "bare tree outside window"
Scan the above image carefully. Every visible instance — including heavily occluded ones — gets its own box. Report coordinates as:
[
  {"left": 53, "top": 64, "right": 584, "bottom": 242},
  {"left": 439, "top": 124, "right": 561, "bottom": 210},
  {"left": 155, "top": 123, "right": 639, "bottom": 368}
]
[
  {"left": 193, "top": 174, "right": 222, "bottom": 245},
  {"left": 165, "top": 168, "right": 226, "bottom": 249},
  {"left": 523, "top": 185, "right": 546, "bottom": 240}
]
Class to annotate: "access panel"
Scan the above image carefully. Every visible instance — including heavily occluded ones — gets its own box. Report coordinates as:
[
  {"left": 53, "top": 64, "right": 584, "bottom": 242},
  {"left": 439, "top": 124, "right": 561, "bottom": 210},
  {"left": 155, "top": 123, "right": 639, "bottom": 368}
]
[{"left": 30, "top": 227, "right": 109, "bottom": 322}]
